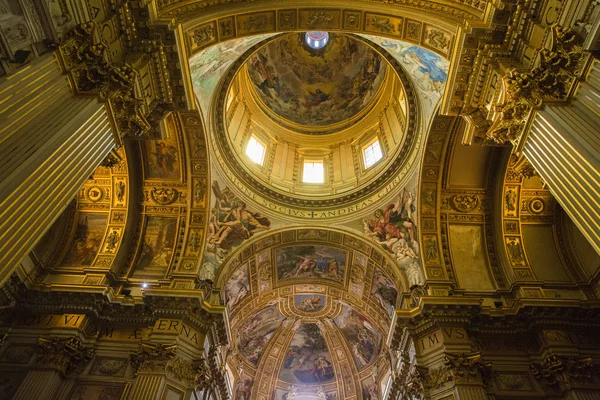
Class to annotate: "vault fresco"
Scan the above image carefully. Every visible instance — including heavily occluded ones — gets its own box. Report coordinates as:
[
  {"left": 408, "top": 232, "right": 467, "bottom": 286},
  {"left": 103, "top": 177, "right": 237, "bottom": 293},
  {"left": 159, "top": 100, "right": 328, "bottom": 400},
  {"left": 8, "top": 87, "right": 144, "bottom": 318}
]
[
  {"left": 279, "top": 323, "right": 335, "bottom": 384},
  {"left": 370, "top": 267, "right": 399, "bottom": 317},
  {"left": 247, "top": 33, "right": 387, "bottom": 130},
  {"left": 221, "top": 230, "right": 402, "bottom": 399},
  {"left": 359, "top": 34, "right": 449, "bottom": 117},
  {"left": 200, "top": 180, "right": 273, "bottom": 282},
  {"left": 276, "top": 245, "right": 347, "bottom": 284},
  {"left": 190, "top": 34, "right": 276, "bottom": 116},
  {"left": 334, "top": 305, "right": 383, "bottom": 369},
  {"left": 237, "top": 305, "right": 284, "bottom": 366},
  {"left": 294, "top": 294, "right": 326, "bottom": 312},
  {"left": 361, "top": 185, "right": 425, "bottom": 288},
  {"left": 223, "top": 263, "right": 250, "bottom": 309}
]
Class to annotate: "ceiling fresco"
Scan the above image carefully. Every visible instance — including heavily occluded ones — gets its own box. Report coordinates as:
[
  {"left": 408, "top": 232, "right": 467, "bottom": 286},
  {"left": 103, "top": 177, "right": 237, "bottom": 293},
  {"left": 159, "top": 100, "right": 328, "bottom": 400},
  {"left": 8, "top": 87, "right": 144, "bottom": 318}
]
[
  {"left": 219, "top": 229, "right": 401, "bottom": 400},
  {"left": 190, "top": 34, "right": 277, "bottom": 116},
  {"left": 359, "top": 34, "right": 449, "bottom": 117},
  {"left": 276, "top": 245, "right": 347, "bottom": 284},
  {"left": 246, "top": 33, "right": 387, "bottom": 132}
]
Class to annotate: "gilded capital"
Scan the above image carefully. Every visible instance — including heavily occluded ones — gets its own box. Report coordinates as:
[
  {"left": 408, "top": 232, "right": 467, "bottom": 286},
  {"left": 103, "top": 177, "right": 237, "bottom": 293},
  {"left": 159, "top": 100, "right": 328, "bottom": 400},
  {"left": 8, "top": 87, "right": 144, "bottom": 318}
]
[
  {"left": 464, "top": 25, "right": 591, "bottom": 146},
  {"left": 35, "top": 337, "right": 94, "bottom": 375}
]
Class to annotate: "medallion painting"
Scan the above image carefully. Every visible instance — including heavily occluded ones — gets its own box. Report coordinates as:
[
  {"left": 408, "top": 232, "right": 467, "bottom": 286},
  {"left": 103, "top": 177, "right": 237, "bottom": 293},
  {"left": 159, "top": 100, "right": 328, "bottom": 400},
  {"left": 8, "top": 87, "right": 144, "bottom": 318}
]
[
  {"left": 247, "top": 33, "right": 386, "bottom": 129},
  {"left": 362, "top": 187, "right": 425, "bottom": 287},
  {"left": 61, "top": 213, "right": 108, "bottom": 266},
  {"left": 370, "top": 268, "right": 398, "bottom": 317},
  {"left": 294, "top": 294, "right": 326, "bottom": 313},
  {"left": 279, "top": 323, "right": 335, "bottom": 384},
  {"left": 133, "top": 216, "right": 178, "bottom": 279},
  {"left": 334, "top": 305, "right": 383, "bottom": 369},
  {"left": 237, "top": 305, "right": 284, "bottom": 366},
  {"left": 277, "top": 246, "right": 347, "bottom": 284},
  {"left": 223, "top": 264, "right": 250, "bottom": 309}
]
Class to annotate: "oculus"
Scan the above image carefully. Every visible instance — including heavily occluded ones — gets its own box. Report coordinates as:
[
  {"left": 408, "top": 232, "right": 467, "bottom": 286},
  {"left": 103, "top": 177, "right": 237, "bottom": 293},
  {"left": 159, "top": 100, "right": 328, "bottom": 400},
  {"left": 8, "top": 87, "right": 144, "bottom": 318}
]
[{"left": 305, "top": 31, "right": 329, "bottom": 49}]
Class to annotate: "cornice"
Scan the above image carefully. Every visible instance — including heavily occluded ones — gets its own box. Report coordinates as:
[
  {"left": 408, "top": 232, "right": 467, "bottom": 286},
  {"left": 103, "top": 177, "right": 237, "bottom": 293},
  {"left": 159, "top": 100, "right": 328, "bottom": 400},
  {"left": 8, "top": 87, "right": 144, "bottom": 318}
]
[
  {"left": 389, "top": 296, "right": 600, "bottom": 347},
  {"left": 0, "top": 277, "right": 228, "bottom": 343}
]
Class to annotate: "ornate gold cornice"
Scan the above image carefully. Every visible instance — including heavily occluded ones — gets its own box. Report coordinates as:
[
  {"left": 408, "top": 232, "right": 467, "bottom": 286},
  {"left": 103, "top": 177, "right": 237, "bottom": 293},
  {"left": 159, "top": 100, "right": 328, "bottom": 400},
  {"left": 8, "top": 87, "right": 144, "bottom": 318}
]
[{"left": 0, "top": 275, "right": 228, "bottom": 345}]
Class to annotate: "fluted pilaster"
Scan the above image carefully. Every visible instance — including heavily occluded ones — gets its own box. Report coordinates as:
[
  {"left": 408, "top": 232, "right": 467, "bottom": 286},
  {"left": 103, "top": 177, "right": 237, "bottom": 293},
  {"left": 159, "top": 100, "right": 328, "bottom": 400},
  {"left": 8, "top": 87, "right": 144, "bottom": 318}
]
[
  {"left": 522, "top": 58, "right": 600, "bottom": 255},
  {"left": 12, "top": 370, "right": 63, "bottom": 400},
  {"left": 0, "top": 54, "right": 116, "bottom": 285}
]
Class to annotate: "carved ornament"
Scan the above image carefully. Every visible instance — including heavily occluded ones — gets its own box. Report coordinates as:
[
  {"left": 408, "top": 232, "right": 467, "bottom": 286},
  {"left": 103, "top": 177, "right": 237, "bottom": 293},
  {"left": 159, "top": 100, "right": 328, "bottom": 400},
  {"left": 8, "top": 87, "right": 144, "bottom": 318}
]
[
  {"left": 56, "top": 22, "right": 154, "bottom": 138},
  {"left": 511, "top": 153, "right": 538, "bottom": 179},
  {"left": 451, "top": 195, "right": 479, "bottom": 213},
  {"left": 36, "top": 337, "right": 94, "bottom": 375},
  {"left": 530, "top": 355, "right": 596, "bottom": 390},
  {"left": 444, "top": 352, "right": 491, "bottom": 383},
  {"left": 150, "top": 187, "right": 179, "bottom": 205},
  {"left": 130, "top": 342, "right": 177, "bottom": 373},
  {"left": 424, "top": 365, "right": 453, "bottom": 389},
  {"left": 100, "top": 148, "right": 124, "bottom": 168},
  {"left": 467, "top": 26, "right": 590, "bottom": 146}
]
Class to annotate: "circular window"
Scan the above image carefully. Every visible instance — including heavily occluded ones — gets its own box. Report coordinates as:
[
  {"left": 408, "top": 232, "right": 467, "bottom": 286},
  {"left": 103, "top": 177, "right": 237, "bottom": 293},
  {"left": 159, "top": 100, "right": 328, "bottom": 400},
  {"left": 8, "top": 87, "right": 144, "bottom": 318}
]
[{"left": 305, "top": 31, "right": 329, "bottom": 49}]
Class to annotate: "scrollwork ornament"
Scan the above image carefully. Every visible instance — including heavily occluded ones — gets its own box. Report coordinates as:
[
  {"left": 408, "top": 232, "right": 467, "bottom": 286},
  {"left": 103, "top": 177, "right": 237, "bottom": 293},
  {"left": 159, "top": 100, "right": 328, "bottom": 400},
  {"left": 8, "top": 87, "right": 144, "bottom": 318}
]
[
  {"left": 150, "top": 187, "right": 179, "bottom": 205},
  {"left": 424, "top": 365, "right": 453, "bottom": 389},
  {"left": 451, "top": 195, "right": 479, "bottom": 213}
]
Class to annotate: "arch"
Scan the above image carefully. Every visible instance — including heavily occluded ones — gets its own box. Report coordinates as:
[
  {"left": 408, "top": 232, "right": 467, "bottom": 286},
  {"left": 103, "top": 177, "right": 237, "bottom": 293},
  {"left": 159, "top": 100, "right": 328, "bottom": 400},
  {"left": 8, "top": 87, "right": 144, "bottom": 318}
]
[
  {"left": 213, "top": 226, "right": 411, "bottom": 293},
  {"left": 153, "top": 1, "right": 489, "bottom": 116},
  {"left": 214, "top": 226, "right": 410, "bottom": 399}
]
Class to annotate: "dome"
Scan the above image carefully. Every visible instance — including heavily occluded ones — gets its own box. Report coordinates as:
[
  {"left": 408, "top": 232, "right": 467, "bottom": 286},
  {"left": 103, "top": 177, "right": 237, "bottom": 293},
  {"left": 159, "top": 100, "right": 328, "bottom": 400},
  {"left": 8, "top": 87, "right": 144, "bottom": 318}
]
[
  {"left": 212, "top": 34, "right": 420, "bottom": 221},
  {"left": 245, "top": 33, "right": 387, "bottom": 133}
]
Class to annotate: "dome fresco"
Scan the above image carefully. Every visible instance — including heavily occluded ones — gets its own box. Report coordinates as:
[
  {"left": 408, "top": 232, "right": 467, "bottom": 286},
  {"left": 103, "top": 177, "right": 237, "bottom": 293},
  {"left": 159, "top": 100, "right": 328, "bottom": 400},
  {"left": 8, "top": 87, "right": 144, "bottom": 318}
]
[{"left": 246, "top": 33, "right": 387, "bottom": 131}]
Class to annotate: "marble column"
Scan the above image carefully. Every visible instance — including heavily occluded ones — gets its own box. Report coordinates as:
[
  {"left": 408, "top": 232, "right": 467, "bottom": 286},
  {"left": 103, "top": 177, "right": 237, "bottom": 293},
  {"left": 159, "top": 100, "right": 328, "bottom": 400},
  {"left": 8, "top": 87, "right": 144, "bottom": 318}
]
[
  {"left": 0, "top": 54, "right": 116, "bottom": 285},
  {"left": 522, "top": 58, "right": 600, "bottom": 255}
]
